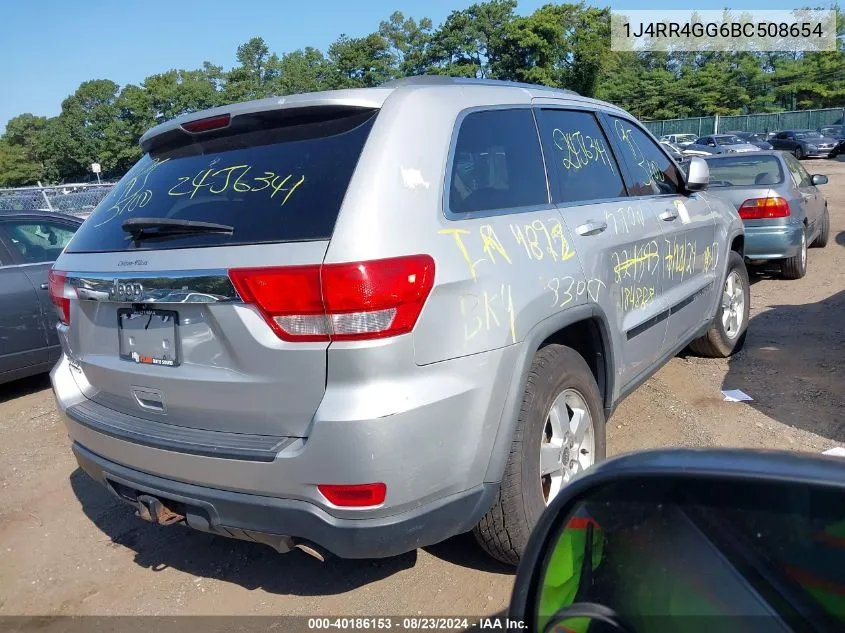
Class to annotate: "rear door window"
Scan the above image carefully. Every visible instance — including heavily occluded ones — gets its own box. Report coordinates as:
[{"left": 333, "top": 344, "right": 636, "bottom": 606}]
[
  {"left": 537, "top": 108, "right": 626, "bottom": 204},
  {"left": 608, "top": 116, "right": 683, "bottom": 196},
  {"left": 448, "top": 109, "right": 548, "bottom": 214},
  {"left": 1, "top": 219, "right": 78, "bottom": 263},
  {"left": 784, "top": 154, "right": 811, "bottom": 187},
  {"left": 66, "top": 108, "right": 378, "bottom": 253}
]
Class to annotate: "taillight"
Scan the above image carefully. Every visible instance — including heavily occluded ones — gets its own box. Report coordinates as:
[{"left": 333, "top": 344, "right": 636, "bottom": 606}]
[
  {"left": 228, "top": 255, "right": 435, "bottom": 342},
  {"left": 48, "top": 269, "right": 70, "bottom": 325},
  {"left": 318, "top": 483, "right": 386, "bottom": 507},
  {"left": 181, "top": 113, "right": 231, "bottom": 133},
  {"left": 737, "top": 197, "right": 791, "bottom": 220}
]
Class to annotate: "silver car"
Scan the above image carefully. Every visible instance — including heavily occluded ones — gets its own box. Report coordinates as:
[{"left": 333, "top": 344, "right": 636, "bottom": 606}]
[
  {"left": 703, "top": 152, "right": 830, "bottom": 279},
  {"left": 686, "top": 134, "right": 761, "bottom": 156},
  {"left": 49, "top": 77, "right": 747, "bottom": 564}
]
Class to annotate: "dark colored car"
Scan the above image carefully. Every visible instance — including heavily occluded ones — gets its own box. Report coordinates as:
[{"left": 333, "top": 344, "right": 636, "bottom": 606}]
[
  {"left": 0, "top": 211, "right": 82, "bottom": 384},
  {"left": 820, "top": 126, "right": 845, "bottom": 159},
  {"left": 770, "top": 129, "right": 838, "bottom": 159},
  {"left": 725, "top": 131, "right": 773, "bottom": 150}
]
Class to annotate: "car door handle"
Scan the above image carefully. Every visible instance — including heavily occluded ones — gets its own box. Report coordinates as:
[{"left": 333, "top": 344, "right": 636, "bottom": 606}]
[
  {"left": 575, "top": 221, "right": 608, "bottom": 236},
  {"left": 658, "top": 209, "right": 679, "bottom": 221},
  {"left": 40, "top": 283, "right": 49, "bottom": 290}
]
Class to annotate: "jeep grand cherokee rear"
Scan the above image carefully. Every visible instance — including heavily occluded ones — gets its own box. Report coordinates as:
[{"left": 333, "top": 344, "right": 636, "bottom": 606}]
[{"left": 50, "top": 87, "right": 508, "bottom": 560}]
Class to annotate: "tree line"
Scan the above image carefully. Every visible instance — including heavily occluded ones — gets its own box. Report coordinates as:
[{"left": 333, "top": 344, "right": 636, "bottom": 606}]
[{"left": 1, "top": 1, "right": 843, "bottom": 187}]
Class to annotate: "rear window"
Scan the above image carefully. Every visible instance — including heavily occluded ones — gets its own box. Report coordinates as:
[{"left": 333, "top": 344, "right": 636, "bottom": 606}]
[
  {"left": 67, "top": 108, "right": 377, "bottom": 253},
  {"left": 704, "top": 156, "right": 784, "bottom": 187}
]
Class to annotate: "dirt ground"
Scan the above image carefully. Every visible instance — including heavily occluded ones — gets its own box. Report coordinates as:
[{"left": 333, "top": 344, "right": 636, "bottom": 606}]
[{"left": 1, "top": 159, "right": 843, "bottom": 621}]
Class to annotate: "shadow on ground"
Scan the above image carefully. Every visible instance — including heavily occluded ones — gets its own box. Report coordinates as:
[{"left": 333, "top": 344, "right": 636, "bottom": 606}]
[
  {"left": 722, "top": 289, "right": 845, "bottom": 442},
  {"left": 0, "top": 373, "right": 51, "bottom": 404},
  {"left": 424, "top": 532, "right": 515, "bottom": 575},
  {"left": 836, "top": 230, "right": 845, "bottom": 247},
  {"left": 70, "top": 468, "right": 418, "bottom": 596}
]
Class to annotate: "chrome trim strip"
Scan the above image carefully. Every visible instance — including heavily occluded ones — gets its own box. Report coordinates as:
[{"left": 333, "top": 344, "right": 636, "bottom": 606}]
[{"left": 65, "top": 269, "right": 241, "bottom": 303}]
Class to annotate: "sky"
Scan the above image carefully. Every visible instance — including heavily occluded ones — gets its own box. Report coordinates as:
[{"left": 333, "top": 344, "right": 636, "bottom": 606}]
[{"left": 0, "top": 0, "right": 826, "bottom": 131}]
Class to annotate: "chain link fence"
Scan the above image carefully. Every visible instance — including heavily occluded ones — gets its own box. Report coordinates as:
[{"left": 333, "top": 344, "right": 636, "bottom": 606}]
[
  {"left": 643, "top": 107, "right": 844, "bottom": 137},
  {"left": 0, "top": 183, "right": 116, "bottom": 218}
]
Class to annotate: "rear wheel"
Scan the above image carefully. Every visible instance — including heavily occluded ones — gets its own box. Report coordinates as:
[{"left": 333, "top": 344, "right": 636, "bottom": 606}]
[
  {"left": 473, "top": 344, "right": 606, "bottom": 565},
  {"left": 812, "top": 208, "right": 830, "bottom": 248},
  {"left": 781, "top": 230, "right": 808, "bottom": 279},
  {"left": 689, "top": 251, "right": 750, "bottom": 358},
  {"left": 794, "top": 146, "right": 804, "bottom": 160}
]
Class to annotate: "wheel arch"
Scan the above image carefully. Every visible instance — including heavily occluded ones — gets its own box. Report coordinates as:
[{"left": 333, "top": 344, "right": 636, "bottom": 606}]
[{"left": 482, "top": 304, "right": 615, "bottom": 485}]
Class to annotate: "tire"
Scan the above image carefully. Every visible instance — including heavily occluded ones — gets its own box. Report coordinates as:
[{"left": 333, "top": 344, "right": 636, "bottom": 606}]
[
  {"left": 689, "top": 251, "right": 750, "bottom": 358},
  {"left": 473, "top": 344, "right": 606, "bottom": 565},
  {"left": 812, "top": 208, "right": 830, "bottom": 248},
  {"left": 794, "top": 146, "right": 804, "bottom": 160},
  {"left": 781, "top": 230, "right": 808, "bottom": 279}
]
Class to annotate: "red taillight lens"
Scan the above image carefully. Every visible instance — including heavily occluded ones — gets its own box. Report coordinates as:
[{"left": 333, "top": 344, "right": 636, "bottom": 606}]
[
  {"left": 229, "top": 265, "right": 327, "bottom": 341},
  {"left": 181, "top": 113, "right": 231, "bottom": 133},
  {"left": 228, "top": 255, "right": 435, "bottom": 342},
  {"left": 318, "top": 483, "right": 386, "bottom": 507},
  {"left": 48, "top": 269, "right": 70, "bottom": 325},
  {"left": 737, "top": 197, "right": 791, "bottom": 220}
]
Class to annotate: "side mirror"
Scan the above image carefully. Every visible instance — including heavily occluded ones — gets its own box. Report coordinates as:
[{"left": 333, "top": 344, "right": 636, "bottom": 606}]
[
  {"left": 684, "top": 156, "right": 709, "bottom": 192},
  {"left": 812, "top": 174, "right": 829, "bottom": 186},
  {"left": 509, "top": 449, "right": 845, "bottom": 633}
]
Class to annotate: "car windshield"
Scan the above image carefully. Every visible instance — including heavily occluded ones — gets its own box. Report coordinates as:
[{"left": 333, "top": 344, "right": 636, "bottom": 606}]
[
  {"left": 795, "top": 130, "right": 823, "bottom": 139},
  {"left": 704, "top": 155, "right": 784, "bottom": 187},
  {"left": 821, "top": 126, "right": 843, "bottom": 137},
  {"left": 675, "top": 134, "right": 696, "bottom": 143},
  {"left": 714, "top": 135, "right": 745, "bottom": 145}
]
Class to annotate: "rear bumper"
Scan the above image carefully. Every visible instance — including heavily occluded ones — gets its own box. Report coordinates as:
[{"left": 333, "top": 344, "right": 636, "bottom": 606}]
[
  {"left": 743, "top": 223, "right": 804, "bottom": 260},
  {"left": 73, "top": 441, "right": 498, "bottom": 559},
  {"left": 52, "top": 336, "right": 518, "bottom": 556}
]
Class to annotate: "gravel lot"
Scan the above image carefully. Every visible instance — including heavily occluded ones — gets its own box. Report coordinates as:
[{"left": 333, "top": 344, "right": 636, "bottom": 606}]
[{"left": 1, "top": 159, "right": 843, "bottom": 621}]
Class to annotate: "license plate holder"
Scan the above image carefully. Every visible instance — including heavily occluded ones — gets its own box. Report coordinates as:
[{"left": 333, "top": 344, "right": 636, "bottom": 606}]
[{"left": 118, "top": 308, "right": 180, "bottom": 367}]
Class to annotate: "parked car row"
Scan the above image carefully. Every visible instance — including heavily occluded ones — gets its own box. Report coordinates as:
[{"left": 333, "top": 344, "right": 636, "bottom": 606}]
[{"left": 661, "top": 127, "right": 842, "bottom": 160}]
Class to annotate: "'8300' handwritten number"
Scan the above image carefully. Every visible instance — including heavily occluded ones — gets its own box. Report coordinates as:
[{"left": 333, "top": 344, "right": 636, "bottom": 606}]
[{"left": 547, "top": 276, "right": 606, "bottom": 308}]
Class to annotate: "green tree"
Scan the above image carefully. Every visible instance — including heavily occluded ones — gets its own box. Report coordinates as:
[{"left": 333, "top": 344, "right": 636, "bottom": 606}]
[
  {"left": 0, "top": 114, "right": 50, "bottom": 185},
  {"left": 495, "top": 3, "right": 611, "bottom": 96},
  {"left": 426, "top": 0, "right": 517, "bottom": 78},
  {"left": 270, "top": 47, "right": 334, "bottom": 95},
  {"left": 224, "top": 37, "right": 277, "bottom": 101},
  {"left": 379, "top": 11, "right": 434, "bottom": 76},
  {"left": 328, "top": 33, "right": 395, "bottom": 87}
]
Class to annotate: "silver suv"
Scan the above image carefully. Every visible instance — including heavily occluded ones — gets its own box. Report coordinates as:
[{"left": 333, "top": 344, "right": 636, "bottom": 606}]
[{"left": 50, "top": 77, "right": 748, "bottom": 564}]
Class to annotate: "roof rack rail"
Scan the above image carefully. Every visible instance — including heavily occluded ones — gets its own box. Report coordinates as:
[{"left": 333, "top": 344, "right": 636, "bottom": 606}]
[{"left": 381, "top": 75, "right": 579, "bottom": 96}]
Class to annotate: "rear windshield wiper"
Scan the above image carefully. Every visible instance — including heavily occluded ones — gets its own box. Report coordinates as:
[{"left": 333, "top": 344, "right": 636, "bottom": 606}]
[{"left": 121, "top": 218, "right": 234, "bottom": 243}]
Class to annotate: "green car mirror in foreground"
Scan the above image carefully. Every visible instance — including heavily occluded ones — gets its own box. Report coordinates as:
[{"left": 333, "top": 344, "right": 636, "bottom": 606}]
[{"left": 509, "top": 449, "right": 845, "bottom": 633}]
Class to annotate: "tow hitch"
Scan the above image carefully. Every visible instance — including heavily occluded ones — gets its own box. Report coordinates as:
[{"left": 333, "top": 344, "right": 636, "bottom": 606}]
[{"left": 135, "top": 494, "right": 185, "bottom": 525}]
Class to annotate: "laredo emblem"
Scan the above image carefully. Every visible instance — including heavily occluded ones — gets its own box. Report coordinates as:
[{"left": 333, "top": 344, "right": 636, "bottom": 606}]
[{"left": 111, "top": 279, "right": 144, "bottom": 301}]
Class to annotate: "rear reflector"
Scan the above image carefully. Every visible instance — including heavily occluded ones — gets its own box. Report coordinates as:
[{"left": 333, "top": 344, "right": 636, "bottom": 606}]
[
  {"left": 181, "top": 113, "right": 231, "bottom": 133},
  {"left": 318, "top": 483, "right": 386, "bottom": 507},
  {"left": 737, "top": 197, "right": 791, "bottom": 220},
  {"left": 229, "top": 255, "right": 435, "bottom": 342},
  {"left": 48, "top": 269, "right": 70, "bottom": 325}
]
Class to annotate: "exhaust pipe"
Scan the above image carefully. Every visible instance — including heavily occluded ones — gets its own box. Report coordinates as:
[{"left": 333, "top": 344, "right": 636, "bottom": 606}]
[{"left": 294, "top": 540, "right": 332, "bottom": 562}]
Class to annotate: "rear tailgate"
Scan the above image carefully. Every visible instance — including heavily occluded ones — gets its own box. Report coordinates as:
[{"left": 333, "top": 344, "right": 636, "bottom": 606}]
[{"left": 53, "top": 105, "right": 379, "bottom": 438}]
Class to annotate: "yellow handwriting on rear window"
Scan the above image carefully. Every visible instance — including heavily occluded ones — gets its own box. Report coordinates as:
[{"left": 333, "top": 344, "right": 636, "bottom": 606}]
[{"left": 168, "top": 164, "right": 305, "bottom": 205}]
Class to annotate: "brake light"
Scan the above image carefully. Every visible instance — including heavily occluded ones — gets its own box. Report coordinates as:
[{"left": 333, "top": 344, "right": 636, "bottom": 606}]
[
  {"left": 318, "top": 483, "right": 386, "bottom": 507},
  {"left": 228, "top": 255, "right": 435, "bottom": 342},
  {"left": 737, "top": 197, "right": 791, "bottom": 220},
  {"left": 48, "top": 269, "right": 70, "bottom": 325},
  {"left": 181, "top": 113, "right": 231, "bottom": 133}
]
